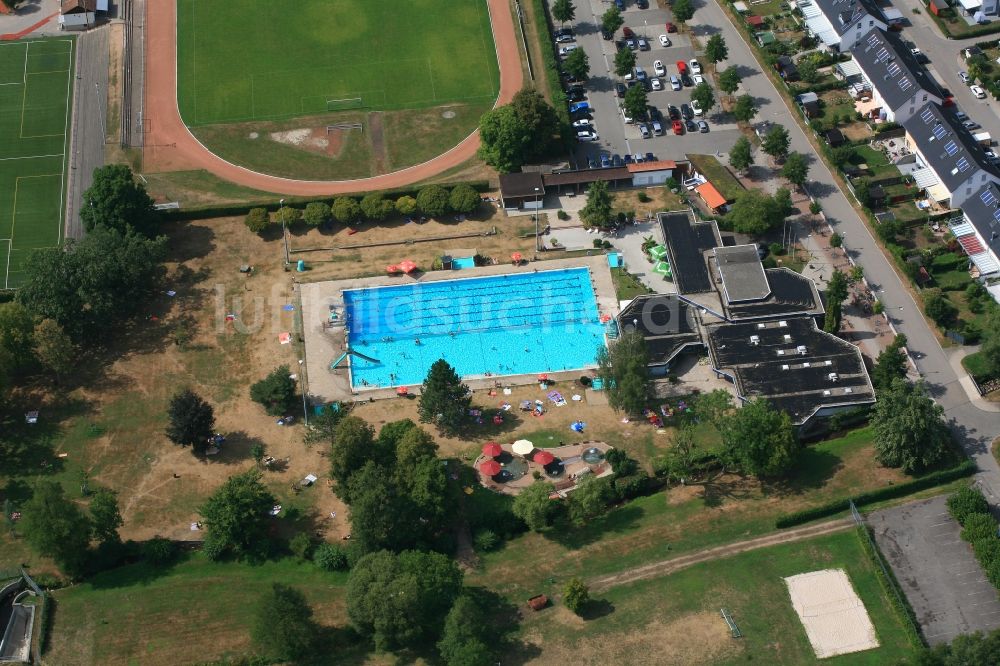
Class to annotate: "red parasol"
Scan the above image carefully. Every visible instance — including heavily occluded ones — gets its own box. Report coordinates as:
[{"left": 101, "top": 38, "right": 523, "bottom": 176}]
[
  {"left": 396, "top": 386, "right": 409, "bottom": 396},
  {"left": 386, "top": 264, "right": 401, "bottom": 274},
  {"left": 480, "top": 460, "right": 502, "bottom": 476},
  {"left": 511, "top": 252, "right": 523, "bottom": 263},
  {"left": 482, "top": 442, "right": 502, "bottom": 457},
  {"left": 538, "top": 374, "right": 549, "bottom": 382},
  {"left": 399, "top": 259, "right": 418, "bottom": 273},
  {"left": 533, "top": 450, "right": 555, "bottom": 465}
]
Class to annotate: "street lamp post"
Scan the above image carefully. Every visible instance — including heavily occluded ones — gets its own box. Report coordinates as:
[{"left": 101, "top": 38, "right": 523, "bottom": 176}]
[
  {"left": 279, "top": 198, "right": 290, "bottom": 265},
  {"left": 534, "top": 187, "right": 542, "bottom": 251}
]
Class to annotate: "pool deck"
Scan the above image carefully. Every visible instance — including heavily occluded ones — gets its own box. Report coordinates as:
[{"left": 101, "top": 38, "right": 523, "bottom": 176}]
[
  {"left": 299, "top": 255, "right": 620, "bottom": 404},
  {"left": 475, "top": 440, "right": 615, "bottom": 497}
]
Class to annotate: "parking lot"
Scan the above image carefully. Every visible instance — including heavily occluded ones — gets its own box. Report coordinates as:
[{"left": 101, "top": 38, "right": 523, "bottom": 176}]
[
  {"left": 552, "top": 0, "right": 741, "bottom": 167},
  {"left": 868, "top": 495, "right": 1000, "bottom": 645}
]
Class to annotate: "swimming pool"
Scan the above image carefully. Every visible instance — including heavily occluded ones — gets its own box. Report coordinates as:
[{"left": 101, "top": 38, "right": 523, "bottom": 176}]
[
  {"left": 452, "top": 256, "right": 476, "bottom": 269},
  {"left": 343, "top": 267, "right": 606, "bottom": 388}
]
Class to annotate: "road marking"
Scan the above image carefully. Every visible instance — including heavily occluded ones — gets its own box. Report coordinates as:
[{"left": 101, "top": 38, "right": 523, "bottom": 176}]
[{"left": 0, "top": 153, "right": 63, "bottom": 161}]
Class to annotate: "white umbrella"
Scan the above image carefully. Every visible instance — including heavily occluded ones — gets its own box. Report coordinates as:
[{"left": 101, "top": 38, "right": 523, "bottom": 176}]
[{"left": 512, "top": 439, "right": 534, "bottom": 456}]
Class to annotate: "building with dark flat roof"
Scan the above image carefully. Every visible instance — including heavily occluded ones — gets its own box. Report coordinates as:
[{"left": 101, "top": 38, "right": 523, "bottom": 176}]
[
  {"left": 715, "top": 245, "right": 770, "bottom": 303},
  {"left": 498, "top": 172, "right": 544, "bottom": 210},
  {"left": 618, "top": 295, "right": 704, "bottom": 371},
  {"left": 723, "top": 268, "right": 824, "bottom": 321},
  {"left": 706, "top": 318, "right": 876, "bottom": 424},
  {"left": 659, "top": 210, "right": 720, "bottom": 294}
]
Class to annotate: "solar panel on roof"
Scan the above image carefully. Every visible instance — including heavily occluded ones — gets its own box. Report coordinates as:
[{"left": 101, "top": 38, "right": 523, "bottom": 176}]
[
  {"left": 945, "top": 140, "right": 959, "bottom": 156},
  {"left": 957, "top": 157, "right": 970, "bottom": 172},
  {"left": 867, "top": 33, "right": 880, "bottom": 46},
  {"left": 981, "top": 189, "right": 997, "bottom": 206},
  {"left": 877, "top": 47, "right": 889, "bottom": 62},
  {"left": 899, "top": 78, "right": 912, "bottom": 92},
  {"left": 920, "top": 108, "right": 934, "bottom": 124},
  {"left": 887, "top": 62, "right": 901, "bottom": 77},
  {"left": 932, "top": 124, "right": 947, "bottom": 139},
  {"left": 994, "top": 209, "right": 1000, "bottom": 223}
]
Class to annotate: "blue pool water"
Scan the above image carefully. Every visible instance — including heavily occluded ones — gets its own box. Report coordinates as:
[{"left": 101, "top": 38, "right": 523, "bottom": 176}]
[
  {"left": 343, "top": 267, "right": 606, "bottom": 388},
  {"left": 452, "top": 256, "right": 476, "bottom": 269}
]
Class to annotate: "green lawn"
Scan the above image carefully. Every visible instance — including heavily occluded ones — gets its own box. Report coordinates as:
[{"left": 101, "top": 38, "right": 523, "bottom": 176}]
[
  {"left": 0, "top": 38, "right": 74, "bottom": 289},
  {"left": 176, "top": 0, "right": 500, "bottom": 126},
  {"left": 688, "top": 154, "right": 744, "bottom": 201},
  {"left": 511, "top": 529, "right": 917, "bottom": 665},
  {"left": 610, "top": 267, "right": 651, "bottom": 301},
  {"left": 963, "top": 351, "right": 996, "bottom": 382}
]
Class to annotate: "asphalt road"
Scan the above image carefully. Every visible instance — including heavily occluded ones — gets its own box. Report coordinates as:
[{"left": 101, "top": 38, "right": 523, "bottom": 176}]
[
  {"left": 695, "top": 0, "right": 1000, "bottom": 489},
  {"left": 64, "top": 26, "right": 109, "bottom": 241}
]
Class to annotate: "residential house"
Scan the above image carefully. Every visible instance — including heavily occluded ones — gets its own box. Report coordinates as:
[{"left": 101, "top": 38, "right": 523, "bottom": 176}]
[
  {"left": 797, "top": 0, "right": 887, "bottom": 52},
  {"left": 849, "top": 28, "right": 944, "bottom": 123},
  {"left": 899, "top": 102, "right": 1000, "bottom": 207},
  {"left": 953, "top": 182, "right": 1000, "bottom": 277}
]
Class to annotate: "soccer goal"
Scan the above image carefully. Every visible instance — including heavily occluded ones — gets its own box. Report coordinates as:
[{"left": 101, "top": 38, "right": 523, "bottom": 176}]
[{"left": 326, "top": 97, "right": 365, "bottom": 111}]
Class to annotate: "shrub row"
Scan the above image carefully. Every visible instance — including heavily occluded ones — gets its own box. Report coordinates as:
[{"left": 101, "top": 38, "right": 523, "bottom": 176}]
[
  {"left": 854, "top": 526, "right": 925, "bottom": 648},
  {"left": 775, "top": 460, "right": 977, "bottom": 528},
  {"left": 161, "top": 180, "right": 490, "bottom": 221},
  {"left": 525, "top": 0, "right": 570, "bottom": 125},
  {"left": 948, "top": 486, "right": 1000, "bottom": 593},
  {"left": 37, "top": 595, "right": 55, "bottom": 656}
]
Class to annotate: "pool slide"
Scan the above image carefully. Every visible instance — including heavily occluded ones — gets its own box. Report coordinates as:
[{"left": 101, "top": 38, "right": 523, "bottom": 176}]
[{"left": 329, "top": 349, "right": 381, "bottom": 369}]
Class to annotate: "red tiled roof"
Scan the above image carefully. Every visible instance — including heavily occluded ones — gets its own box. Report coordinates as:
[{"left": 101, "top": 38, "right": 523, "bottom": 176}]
[
  {"left": 747, "top": 15, "right": 764, "bottom": 25},
  {"left": 696, "top": 182, "right": 727, "bottom": 210}
]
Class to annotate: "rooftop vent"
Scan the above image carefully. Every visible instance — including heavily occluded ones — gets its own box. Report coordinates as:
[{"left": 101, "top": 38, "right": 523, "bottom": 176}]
[
  {"left": 777, "top": 350, "right": 786, "bottom": 356},
  {"left": 823, "top": 390, "right": 832, "bottom": 396},
  {"left": 750, "top": 335, "right": 760, "bottom": 345},
  {"left": 782, "top": 364, "right": 790, "bottom": 370},
  {"left": 778, "top": 320, "right": 789, "bottom": 327},
  {"left": 797, "top": 345, "right": 808, "bottom": 355},
  {"left": 825, "top": 360, "right": 833, "bottom": 366},
  {"left": 803, "top": 362, "right": 811, "bottom": 368},
  {"left": 784, "top": 334, "right": 793, "bottom": 341},
  {"left": 828, "top": 372, "right": 839, "bottom": 381},
  {"left": 844, "top": 387, "right": 854, "bottom": 394},
  {"left": 757, "top": 323, "right": 767, "bottom": 329}
]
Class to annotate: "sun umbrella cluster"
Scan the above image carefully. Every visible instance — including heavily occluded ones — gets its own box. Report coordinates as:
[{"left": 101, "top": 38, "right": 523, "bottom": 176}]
[{"left": 386, "top": 260, "right": 419, "bottom": 275}]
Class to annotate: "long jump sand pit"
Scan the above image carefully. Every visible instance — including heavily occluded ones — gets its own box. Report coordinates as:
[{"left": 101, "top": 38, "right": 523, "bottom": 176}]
[{"left": 784, "top": 569, "right": 879, "bottom": 659}]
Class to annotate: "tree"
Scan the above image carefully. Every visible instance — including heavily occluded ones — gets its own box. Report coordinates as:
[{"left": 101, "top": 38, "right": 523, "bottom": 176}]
[
  {"left": 563, "top": 578, "right": 590, "bottom": 615},
  {"left": 663, "top": 423, "right": 698, "bottom": 480},
  {"left": 418, "top": 359, "right": 471, "bottom": 436},
  {"left": 314, "top": 543, "right": 350, "bottom": 571},
  {"left": 732, "top": 94, "right": 757, "bottom": 123},
  {"left": 761, "top": 125, "right": 790, "bottom": 161},
  {"left": 252, "top": 583, "right": 320, "bottom": 662},
  {"left": 396, "top": 196, "right": 418, "bottom": 216},
  {"left": 782, "top": 151, "right": 810, "bottom": 188},
  {"left": 872, "top": 335, "right": 909, "bottom": 392},
  {"left": 720, "top": 398, "right": 798, "bottom": 477},
  {"left": 244, "top": 207, "right": 270, "bottom": 233},
  {"left": 600, "top": 6, "right": 624, "bottom": 36},
  {"left": 672, "top": 0, "right": 694, "bottom": 23},
  {"left": 17, "top": 227, "right": 166, "bottom": 340},
  {"left": 80, "top": 164, "right": 157, "bottom": 235},
  {"left": 512, "top": 481, "right": 557, "bottom": 531},
  {"left": 552, "top": 0, "right": 576, "bottom": 24},
  {"left": 250, "top": 441, "right": 266, "bottom": 467},
  {"left": 510, "top": 89, "right": 562, "bottom": 161},
  {"left": 623, "top": 83, "right": 649, "bottom": 124},
  {"left": 166, "top": 389, "right": 215, "bottom": 455},
  {"left": 925, "top": 291, "right": 956, "bottom": 328},
  {"left": 872, "top": 379, "right": 950, "bottom": 474},
  {"left": 691, "top": 82, "right": 716, "bottom": 116},
  {"left": 830, "top": 232, "right": 843, "bottom": 248},
  {"left": 328, "top": 416, "right": 378, "bottom": 496},
  {"left": 726, "top": 189, "right": 786, "bottom": 235},
  {"left": 348, "top": 463, "right": 421, "bottom": 554},
  {"left": 89, "top": 489, "right": 123, "bottom": 545},
  {"left": 580, "top": 180, "right": 614, "bottom": 229},
  {"left": 567, "top": 476, "right": 612, "bottom": 526},
  {"left": 0, "top": 302, "right": 35, "bottom": 373},
  {"left": 729, "top": 136, "right": 754, "bottom": 173},
  {"left": 596, "top": 330, "right": 650, "bottom": 415},
  {"left": 774, "top": 187, "right": 792, "bottom": 216},
  {"left": 824, "top": 270, "right": 848, "bottom": 333},
  {"left": 274, "top": 205, "right": 302, "bottom": 228},
  {"left": 19, "top": 481, "right": 92, "bottom": 577},
  {"left": 332, "top": 196, "right": 361, "bottom": 224},
  {"left": 692, "top": 389, "right": 733, "bottom": 430},
  {"left": 417, "top": 185, "right": 451, "bottom": 218},
  {"left": 614, "top": 47, "right": 637, "bottom": 77},
  {"left": 303, "top": 201, "right": 332, "bottom": 227},
  {"left": 250, "top": 365, "right": 297, "bottom": 416},
  {"left": 359, "top": 193, "right": 393, "bottom": 221},
  {"left": 797, "top": 57, "right": 819, "bottom": 84},
  {"left": 200, "top": 469, "right": 276, "bottom": 560},
  {"left": 449, "top": 184, "right": 480, "bottom": 215},
  {"left": 980, "top": 309, "right": 1000, "bottom": 377},
  {"left": 705, "top": 34, "right": 728, "bottom": 64},
  {"left": 438, "top": 595, "right": 495, "bottom": 666},
  {"left": 563, "top": 47, "right": 590, "bottom": 81},
  {"left": 347, "top": 550, "right": 463, "bottom": 651},
  {"left": 478, "top": 106, "right": 531, "bottom": 174},
  {"left": 718, "top": 67, "right": 742, "bottom": 97}
]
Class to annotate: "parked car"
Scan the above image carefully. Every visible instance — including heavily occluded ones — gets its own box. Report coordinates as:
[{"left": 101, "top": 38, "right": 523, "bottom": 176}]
[
  {"left": 623, "top": 26, "right": 635, "bottom": 39},
  {"left": 615, "top": 39, "right": 627, "bottom": 52},
  {"left": 680, "top": 103, "right": 692, "bottom": 119},
  {"left": 569, "top": 101, "right": 590, "bottom": 113},
  {"left": 615, "top": 81, "right": 627, "bottom": 98},
  {"left": 572, "top": 119, "right": 593, "bottom": 128},
  {"left": 555, "top": 34, "right": 575, "bottom": 44},
  {"left": 625, "top": 37, "right": 638, "bottom": 50},
  {"left": 576, "top": 129, "right": 599, "bottom": 141},
  {"left": 554, "top": 27, "right": 573, "bottom": 38},
  {"left": 588, "top": 158, "right": 599, "bottom": 169},
  {"left": 692, "top": 73, "right": 704, "bottom": 85},
  {"left": 672, "top": 119, "right": 684, "bottom": 135},
  {"left": 651, "top": 77, "right": 663, "bottom": 91},
  {"left": 659, "top": 34, "right": 671, "bottom": 47},
  {"left": 685, "top": 118, "right": 697, "bottom": 132},
  {"left": 601, "top": 153, "right": 612, "bottom": 167},
  {"left": 645, "top": 152, "right": 655, "bottom": 162},
  {"left": 635, "top": 67, "right": 647, "bottom": 82},
  {"left": 972, "top": 85, "right": 987, "bottom": 99},
  {"left": 676, "top": 60, "right": 688, "bottom": 75},
  {"left": 612, "top": 154, "right": 625, "bottom": 167},
  {"left": 624, "top": 154, "right": 635, "bottom": 164},
  {"left": 637, "top": 0, "right": 650, "bottom": 8},
  {"left": 669, "top": 75, "right": 681, "bottom": 91},
  {"left": 698, "top": 120, "right": 709, "bottom": 132},
  {"left": 651, "top": 119, "right": 664, "bottom": 135},
  {"left": 647, "top": 105, "right": 662, "bottom": 121},
  {"left": 559, "top": 45, "right": 578, "bottom": 56},
  {"left": 665, "top": 21, "right": 677, "bottom": 33},
  {"left": 960, "top": 71, "right": 971, "bottom": 84},
  {"left": 653, "top": 60, "right": 666, "bottom": 76},
  {"left": 681, "top": 73, "right": 693, "bottom": 87},
  {"left": 621, "top": 106, "right": 634, "bottom": 124},
  {"left": 689, "top": 59, "right": 702, "bottom": 74},
  {"left": 963, "top": 119, "right": 981, "bottom": 130},
  {"left": 691, "top": 99, "right": 703, "bottom": 115},
  {"left": 638, "top": 38, "right": 650, "bottom": 51},
  {"left": 615, "top": 0, "right": 625, "bottom": 10},
  {"left": 667, "top": 104, "right": 680, "bottom": 120},
  {"left": 639, "top": 123, "right": 652, "bottom": 139},
  {"left": 567, "top": 88, "right": 586, "bottom": 102}
]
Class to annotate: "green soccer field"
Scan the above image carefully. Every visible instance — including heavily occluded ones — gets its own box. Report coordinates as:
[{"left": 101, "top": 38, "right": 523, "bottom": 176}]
[
  {"left": 0, "top": 38, "right": 73, "bottom": 290},
  {"left": 176, "top": 0, "right": 501, "bottom": 127}
]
